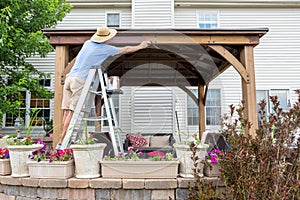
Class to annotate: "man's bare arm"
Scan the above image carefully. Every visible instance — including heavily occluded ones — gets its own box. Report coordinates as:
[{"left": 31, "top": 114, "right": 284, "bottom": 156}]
[{"left": 116, "top": 41, "right": 150, "bottom": 55}]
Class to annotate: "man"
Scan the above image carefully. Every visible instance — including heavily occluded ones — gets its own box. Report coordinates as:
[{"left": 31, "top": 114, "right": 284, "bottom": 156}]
[{"left": 57, "top": 26, "right": 149, "bottom": 149}]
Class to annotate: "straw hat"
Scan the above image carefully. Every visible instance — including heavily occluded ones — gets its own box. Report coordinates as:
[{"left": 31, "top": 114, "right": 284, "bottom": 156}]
[{"left": 90, "top": 27, "right": 117, "bottom": 43}]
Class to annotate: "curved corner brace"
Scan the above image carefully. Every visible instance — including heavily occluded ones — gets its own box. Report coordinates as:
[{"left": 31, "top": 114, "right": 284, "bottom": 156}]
[
  {"left": 178, "top": 86, "right": 198, "bottom": 105},
  {"left": 61, "top": 57, "right": 76, "bottom": 85},
  {"left": 208, "top": 45, "right": 250, "bottom": 83}
]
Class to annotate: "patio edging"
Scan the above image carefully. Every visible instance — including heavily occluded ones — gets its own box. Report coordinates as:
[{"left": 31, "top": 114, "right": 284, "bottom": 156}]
[{"left": 0, "top": 176, "right": 225, "bottom": 199}]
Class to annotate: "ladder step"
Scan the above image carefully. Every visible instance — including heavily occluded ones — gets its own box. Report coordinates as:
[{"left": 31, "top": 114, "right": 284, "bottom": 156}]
[
  {"left": 82, "top": 116, "right": 108, "bottom": 121},
  {"left": 89, "top": 90, "right": 103, "bottom": 96},
  {"left": 90, "top": 89, "right": 123, "bottom": 96}
]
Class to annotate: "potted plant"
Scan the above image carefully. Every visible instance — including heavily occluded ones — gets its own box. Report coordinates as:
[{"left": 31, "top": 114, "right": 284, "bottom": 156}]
[
  {"left": 27, "top": 143, "right": 74, "bottom": 179},
  {"left": 0, "top": 147, "right": 11, "bottom": 175},
  {"left": 6, "top": 109, "right": 44, "bottom": 177},
  {"left": 101, "top": 148, "right": 179, "bottom": 178},
  {"left": 203, "top": 149, "right": 222, "bottom": 177},
  {"left": 70, "top": 125, "right": 107, "bottom": 178},
  {"left": 173, "top": 133, "right": 209, "bottom": 178}
]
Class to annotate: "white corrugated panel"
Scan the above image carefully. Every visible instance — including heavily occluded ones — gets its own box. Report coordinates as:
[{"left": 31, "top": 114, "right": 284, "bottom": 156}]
[
  {"left": 132, "top": 87, "right": 174, "bottom": 134},
  {"left": 132, "top": 0, "right": 173, "bottom": 28}
]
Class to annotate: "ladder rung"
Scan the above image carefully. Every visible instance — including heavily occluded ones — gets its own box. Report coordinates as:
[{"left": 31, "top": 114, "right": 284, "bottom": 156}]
[
  {"left": 90, "top": 89, "right": 123, "bottom": 96},
  {"left": 82, "top": 116, "right": 108, "bottom": 121},
  {"left": 90, "top": 90, "right": 103, "bottom": 96},
  {"left": 107, "top": 89, "right": 123, "bottom": 95},
  {"left": 81, "top": 107, "right": 91, "bottom": 113}
]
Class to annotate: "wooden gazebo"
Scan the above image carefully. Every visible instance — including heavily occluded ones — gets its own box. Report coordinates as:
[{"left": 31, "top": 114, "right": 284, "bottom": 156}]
[{"left": 43, "top": 28, "right": 268, "bottom": 146}]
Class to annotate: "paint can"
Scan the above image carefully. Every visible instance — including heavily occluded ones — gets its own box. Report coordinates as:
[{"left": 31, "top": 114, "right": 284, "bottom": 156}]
[{"left": 108, "top": 76, "right": 120, "bottom": 90}]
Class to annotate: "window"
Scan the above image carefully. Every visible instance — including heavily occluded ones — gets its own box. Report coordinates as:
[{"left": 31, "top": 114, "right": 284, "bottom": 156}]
[
  {"left": 256, "top": 89, "right": 290, "bottom": 115},
  {"left": 4, "top": 79, "right": 52, "bottom": 128},
  {"left": 187, "top": 89, "right": 221, "bottom": 126},
  {"left": 197, "top": 11, "right": 218, "bottom": 28},
  {"left": 106, "top": 13, "right": 120, "bottom": 28}
]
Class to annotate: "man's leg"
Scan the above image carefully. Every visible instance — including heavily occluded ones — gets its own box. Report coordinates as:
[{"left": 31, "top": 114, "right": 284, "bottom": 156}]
[{"left": 57, "top": 109, "right": 74, "bottom": 149}]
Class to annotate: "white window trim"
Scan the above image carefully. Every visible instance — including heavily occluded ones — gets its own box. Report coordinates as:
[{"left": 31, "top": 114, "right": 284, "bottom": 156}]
[
  {"left": 105, "top": 11, "right": 121, "bottom": 28},
  {"left": 196, "top": 10, "right": 220, "bottom": 28},
  {"left": 186, "top": 87, "right": 222, "bottom": 128},
  {"left": 2, "top": 77, "right": 53, "bottom": 129},
  {"left": 256, "top": 88, "right": 291, "bottom": 113}
]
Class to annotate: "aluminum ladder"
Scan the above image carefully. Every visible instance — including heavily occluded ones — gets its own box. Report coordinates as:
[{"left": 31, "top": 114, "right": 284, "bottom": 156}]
[{"left": 60, "top": 66, "right": 123, "bottom": 156}]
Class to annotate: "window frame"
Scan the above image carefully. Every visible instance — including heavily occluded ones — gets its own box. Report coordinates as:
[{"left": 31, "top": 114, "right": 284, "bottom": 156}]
[
  {"left": 196, "top": 10, "right": 219, "bottom": 29},
  {"left": 256, "top": 89, "right": 291, "bottom": 115},
  {"left": 3, "top": 78, "right": 53, "bottom": 129},
  {"left": 187, "top": 88, "right": 222, "bottom": 127},
  {"left": 105, "top": 12, "right": 121, "bottom": 28}
]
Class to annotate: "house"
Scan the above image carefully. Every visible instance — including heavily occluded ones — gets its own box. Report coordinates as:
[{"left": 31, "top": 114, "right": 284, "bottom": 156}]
[{"left": 2, "top": 0, "right": 300, "bottom": 144}]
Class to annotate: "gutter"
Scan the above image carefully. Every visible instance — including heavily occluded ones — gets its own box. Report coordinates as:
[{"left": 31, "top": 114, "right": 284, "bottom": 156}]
[{"left": 175, "top": 1, "right": 300, "bottom": 8}]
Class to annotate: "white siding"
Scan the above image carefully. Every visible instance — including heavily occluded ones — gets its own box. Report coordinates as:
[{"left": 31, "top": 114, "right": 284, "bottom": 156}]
[
  {"left": 56, "top": 8, "right": 132, "bottom": 29},
  {"left": 174, "top": 8, "right": 197, "bottom": 28},
  {"left": 174, "top": 7, "right": 300, "bottom": 118},
  {"left": 132, "top": 0, "right": 174, "bottom": 28},
  {"left": 131, "top": 87, "right": 174, "bottom": 134},
  {"left": 219, "top": 8, "right": 300, "bottom": 106}
]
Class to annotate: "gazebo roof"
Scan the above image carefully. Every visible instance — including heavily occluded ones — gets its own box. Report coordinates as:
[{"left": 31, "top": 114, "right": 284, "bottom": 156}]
[{"left": 43, "top": 28, "right": 268, "bottom": 86}]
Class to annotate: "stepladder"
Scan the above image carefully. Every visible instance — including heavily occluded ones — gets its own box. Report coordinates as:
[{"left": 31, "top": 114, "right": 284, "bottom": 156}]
[{"left": 60, "top": 66, "right": 123, "bottom": 156}]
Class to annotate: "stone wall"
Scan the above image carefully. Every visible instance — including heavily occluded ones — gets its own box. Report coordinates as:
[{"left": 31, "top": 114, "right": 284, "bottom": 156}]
[{"left": 0, "top": 176, "right": 225, "bottom": 200}]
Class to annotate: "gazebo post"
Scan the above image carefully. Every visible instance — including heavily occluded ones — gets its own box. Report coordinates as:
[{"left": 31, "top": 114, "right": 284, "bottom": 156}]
[
  {"left": 240, "top": 45, "right": 258, "bottom": 136},
  {"left": 198, "top": 83, "right": 205, "bottom": 140},
  {"left": 53, "top": 45, "right": 69, "bottom": 148}
]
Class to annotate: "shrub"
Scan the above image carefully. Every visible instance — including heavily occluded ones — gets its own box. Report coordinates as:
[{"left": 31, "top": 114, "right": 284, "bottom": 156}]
[{"left": 188, "top": 90, "right": 300, "bottom": 200}]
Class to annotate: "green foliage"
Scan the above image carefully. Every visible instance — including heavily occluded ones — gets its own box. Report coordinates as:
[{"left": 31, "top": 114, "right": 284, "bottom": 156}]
[
  {"left": 76, "top": 122, "right": 98, "bottom": 145},
  {"left": 0, "top": 0, "right": 72, "bottom": 118},
  {"left": 188, "top": 142, "right": 222, "bottom": 200}
]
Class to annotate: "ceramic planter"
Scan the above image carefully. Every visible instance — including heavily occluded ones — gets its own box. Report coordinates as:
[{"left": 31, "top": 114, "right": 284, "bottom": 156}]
[
  {"left": 70, "top": 143, "right": 107, "bottom": 178},
  {"left": 203, "top": 160, "right": 221, "bottom": 177},
  {"left": 0, "top": 159, "right": 11, "bottom": 175},
  {"left": 27, "top": 160, "right": 74, "bottom": 179},
  {"left": 101, "top": 160, "right": 179, "bottom": 178},
  {"left": 8, "top": 144, "right": 44, "bottom": 177},
  {"left": 174, "top": 143, "right": 209, "bottom": 178},
  {"left": 0, "top": 139, "right": 7, "bottom": 149}
]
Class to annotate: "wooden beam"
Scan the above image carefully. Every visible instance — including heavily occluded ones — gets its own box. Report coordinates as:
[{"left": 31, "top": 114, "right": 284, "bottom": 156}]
[
  {"left": 240, "top": 46, "right": 258, "bottom": 136},
  {"left": 209, "top": 45, "right": 250, "bottom": 83},
  {"left": 53, "top": 45, "right": 69, "bottom": 148},
  {"left": 178, "top": 86, "right": 198, "bottom": 105},
  {"left": 48, "top": 34, "right": 261, "bottom": 46},
  {"left": 198, "top": 83, "right": 205, "bottom": 140}
]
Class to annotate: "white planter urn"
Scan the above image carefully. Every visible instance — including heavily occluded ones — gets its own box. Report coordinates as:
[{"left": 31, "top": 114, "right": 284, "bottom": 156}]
[
  {"left": 174, "top": 143, "right": 209, "bottom": 178},
  {"left": 70, "top": 143, "right": 107, "bottom": 178},
  {"left": 8, "top": 144, "right": 44, "bottom": 177}
]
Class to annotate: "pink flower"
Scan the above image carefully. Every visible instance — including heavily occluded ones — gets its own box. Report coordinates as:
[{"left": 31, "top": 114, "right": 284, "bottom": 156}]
[{"left": 211, "top": 155, "right": 218, "bottom": 163}]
